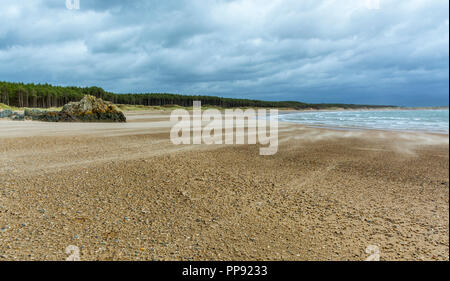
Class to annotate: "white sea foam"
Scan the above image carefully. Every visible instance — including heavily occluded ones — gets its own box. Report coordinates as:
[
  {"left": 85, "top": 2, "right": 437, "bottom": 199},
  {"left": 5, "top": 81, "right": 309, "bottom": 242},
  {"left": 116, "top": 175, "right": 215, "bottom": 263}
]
[{"left": 277, "top": 109, "right": 449, "bottom": 134}]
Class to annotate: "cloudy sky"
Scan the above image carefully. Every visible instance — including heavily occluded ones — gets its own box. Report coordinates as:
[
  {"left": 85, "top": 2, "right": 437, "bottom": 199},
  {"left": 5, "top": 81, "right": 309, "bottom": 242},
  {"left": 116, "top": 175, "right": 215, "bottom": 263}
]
[{"left": 0, "top": 0, "right": 448, "bottom": 106}]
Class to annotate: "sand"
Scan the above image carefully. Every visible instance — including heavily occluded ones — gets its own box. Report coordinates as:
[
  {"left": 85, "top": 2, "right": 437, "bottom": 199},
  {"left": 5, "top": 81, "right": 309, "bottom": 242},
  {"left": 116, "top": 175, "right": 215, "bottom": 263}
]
[{"left": 0, "top": 111, "right": 448, "bottom": 261}]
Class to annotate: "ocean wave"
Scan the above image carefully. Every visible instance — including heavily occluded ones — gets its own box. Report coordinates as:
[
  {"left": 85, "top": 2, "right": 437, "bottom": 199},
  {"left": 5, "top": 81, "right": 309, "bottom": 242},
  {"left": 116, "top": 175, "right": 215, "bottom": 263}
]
[{"left": 277, "top": 110, "right": 449, "bottom": 133}]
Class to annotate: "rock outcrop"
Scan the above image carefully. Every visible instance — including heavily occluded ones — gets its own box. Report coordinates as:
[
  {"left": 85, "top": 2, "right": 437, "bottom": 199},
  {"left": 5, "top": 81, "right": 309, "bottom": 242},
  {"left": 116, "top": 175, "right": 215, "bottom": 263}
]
[
  {"left": 0, "top": 109, "right": 12, "bottom": 118},
  {"left": 0, "top": 109, "right": 24, "bottom": 120},
  {"left": 20, "top": 96, "right": 126, "bottom": 122},
  {"left": 59, "top": 95, "right": 126, "bottom": 122}
]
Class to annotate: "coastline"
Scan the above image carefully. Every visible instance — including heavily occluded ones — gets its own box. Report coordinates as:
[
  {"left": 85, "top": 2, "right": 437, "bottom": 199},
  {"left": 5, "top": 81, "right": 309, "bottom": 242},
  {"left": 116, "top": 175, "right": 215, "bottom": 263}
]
[
  {"left": 0, "top": 110, "right": 448, "bottom": 261},
  {"left": 280, "top": 123, "right": 450, "bottom": 135}
]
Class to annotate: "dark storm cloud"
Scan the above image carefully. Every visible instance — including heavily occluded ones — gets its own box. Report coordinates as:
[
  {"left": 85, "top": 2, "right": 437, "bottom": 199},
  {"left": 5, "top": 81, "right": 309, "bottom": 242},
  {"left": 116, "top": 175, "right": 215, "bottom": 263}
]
[{"left": 0, "top": 0, "right": 448, "bottom": 106}]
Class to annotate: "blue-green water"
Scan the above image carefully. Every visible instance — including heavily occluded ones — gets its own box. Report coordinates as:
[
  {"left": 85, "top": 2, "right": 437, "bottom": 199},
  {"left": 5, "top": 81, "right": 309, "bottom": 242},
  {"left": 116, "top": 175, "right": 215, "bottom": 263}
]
[{"left": 278, "top": 109, "right": 449, "bottom": 133}]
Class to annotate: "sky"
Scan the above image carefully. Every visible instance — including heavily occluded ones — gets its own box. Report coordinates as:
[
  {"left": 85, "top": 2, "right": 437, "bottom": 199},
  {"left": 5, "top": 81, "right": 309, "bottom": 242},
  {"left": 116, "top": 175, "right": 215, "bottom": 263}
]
[{"left": 0, "top": 0, "right": 448, "bottom": 106}]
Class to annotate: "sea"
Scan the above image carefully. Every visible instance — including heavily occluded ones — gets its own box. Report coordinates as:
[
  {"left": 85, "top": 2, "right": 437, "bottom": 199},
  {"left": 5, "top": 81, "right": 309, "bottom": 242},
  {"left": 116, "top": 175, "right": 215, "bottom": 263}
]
[{"left": 277, "top": 109, "right": 449, "bottom": 134}]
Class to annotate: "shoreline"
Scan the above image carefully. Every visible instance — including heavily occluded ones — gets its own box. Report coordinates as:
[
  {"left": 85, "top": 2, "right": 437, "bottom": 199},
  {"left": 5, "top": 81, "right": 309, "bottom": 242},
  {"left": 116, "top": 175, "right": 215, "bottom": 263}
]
[
  {"left": 277, "top": 121, "right": 450, "bottom": 136},
  {"left": 1, "top": 114, "right": 449, "bottom": 138}
]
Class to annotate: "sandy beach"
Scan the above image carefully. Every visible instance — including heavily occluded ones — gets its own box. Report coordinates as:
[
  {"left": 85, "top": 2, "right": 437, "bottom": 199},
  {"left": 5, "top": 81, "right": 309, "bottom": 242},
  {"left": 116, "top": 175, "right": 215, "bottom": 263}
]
[{"left": 0, "top": 110, "right": 448, "bottom": 261}]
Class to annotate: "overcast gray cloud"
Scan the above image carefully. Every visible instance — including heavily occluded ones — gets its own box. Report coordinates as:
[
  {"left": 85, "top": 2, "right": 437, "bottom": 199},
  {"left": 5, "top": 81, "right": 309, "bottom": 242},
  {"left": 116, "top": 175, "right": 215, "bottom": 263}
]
[{"left": 0, "top": 0, "right": 448, "bottom": 106}]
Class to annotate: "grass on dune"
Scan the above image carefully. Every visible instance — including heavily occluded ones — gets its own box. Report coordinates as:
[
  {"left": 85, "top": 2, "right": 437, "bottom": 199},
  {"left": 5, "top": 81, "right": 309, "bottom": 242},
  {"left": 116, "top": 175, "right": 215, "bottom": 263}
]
[
  {"left": 0, "top": 103, "right": 63, "bottom": 112},
  {"left": 1, "top": 102, "right": 235, "bottom": 113},
  {"left": 0, "top": 103, "right": 13, "bottom": 110},
  {"left": 116, "top": 104, "right": 182, "bottom": 111},
  {"left": 2, "top": 102, "right": 295, "bottom": 113},
  {"left": 117, "top": 104, "right": 294, "bottom": 112}
]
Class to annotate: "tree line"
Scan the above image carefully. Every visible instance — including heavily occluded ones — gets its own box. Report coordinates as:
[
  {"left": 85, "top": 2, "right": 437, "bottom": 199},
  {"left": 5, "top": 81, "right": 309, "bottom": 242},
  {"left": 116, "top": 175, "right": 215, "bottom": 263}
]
[{"left": 0, "top": 81, "right": 395, "bottom": 109}]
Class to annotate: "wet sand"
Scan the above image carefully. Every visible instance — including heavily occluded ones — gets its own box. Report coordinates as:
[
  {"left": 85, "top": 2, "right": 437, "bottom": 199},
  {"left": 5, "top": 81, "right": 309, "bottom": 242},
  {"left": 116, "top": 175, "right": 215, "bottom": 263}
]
[{"left": 0, "top": 111, "right": 448, "bottom": 260}]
